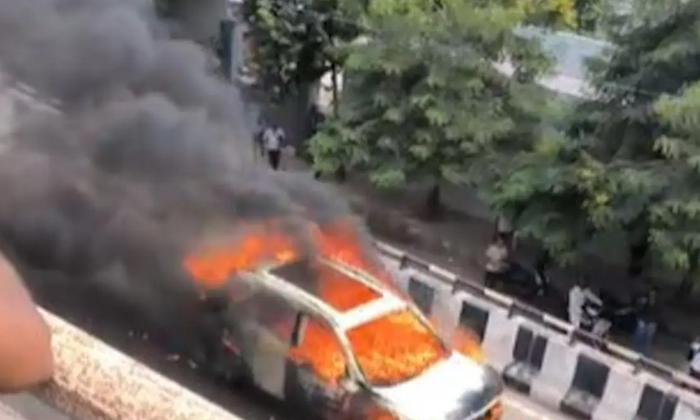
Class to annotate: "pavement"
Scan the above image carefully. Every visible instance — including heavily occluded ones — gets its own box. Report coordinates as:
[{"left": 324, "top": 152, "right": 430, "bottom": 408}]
[{"left": 0, "top": 394, "right": 73, "bottom": 420}]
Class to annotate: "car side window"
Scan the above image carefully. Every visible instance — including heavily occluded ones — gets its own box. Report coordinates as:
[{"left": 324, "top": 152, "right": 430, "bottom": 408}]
[
  {"left": 290, "top": 314, "right": 349, "bottom": 384},
  {"left": 246, "top": 291, "right": 297, "bottom": 343}
]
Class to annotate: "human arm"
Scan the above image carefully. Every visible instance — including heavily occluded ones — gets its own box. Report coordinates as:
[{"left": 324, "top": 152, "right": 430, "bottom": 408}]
[
  {"left": 0, "top": 255, "right": 53, "bottom": 392},
  {"left": 583, "top": 289, "right": 603, "bottom": 306}
]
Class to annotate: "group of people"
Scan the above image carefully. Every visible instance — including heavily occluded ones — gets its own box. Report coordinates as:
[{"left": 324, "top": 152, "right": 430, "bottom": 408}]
[
  {"left": 483, "top": 218, "right": 548, "bottom": 297},
  {"left": 483, "top": 215, "right": 700, "bottom": 379}
]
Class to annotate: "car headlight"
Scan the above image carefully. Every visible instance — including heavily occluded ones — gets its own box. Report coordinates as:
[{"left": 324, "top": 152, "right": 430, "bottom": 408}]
[{"left": 484, "top": 400, "right": 503, "bottom": 420}]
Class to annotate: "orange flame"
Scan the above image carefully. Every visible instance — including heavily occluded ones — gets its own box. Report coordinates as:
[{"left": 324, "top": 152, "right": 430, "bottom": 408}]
[
  {"left": 183, "top": 219, "right": 487, "bottom": 385},
  {"left": 451, "top": 327, "right": 486, "bottom": 363},
  {"left": 346, "top": 310, "right": 449, "bottom": 385},
  {"left": 183, "top": 223, "right": 297, "bottom": 287}
]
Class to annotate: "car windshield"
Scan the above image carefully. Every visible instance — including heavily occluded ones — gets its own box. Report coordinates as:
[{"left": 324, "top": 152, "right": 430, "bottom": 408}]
[
  {"left": 345, "top": 309, "right": 449, "bottom": 387},
  {"left": 269, "top": 259, "right": 382, "bottom": 312}
]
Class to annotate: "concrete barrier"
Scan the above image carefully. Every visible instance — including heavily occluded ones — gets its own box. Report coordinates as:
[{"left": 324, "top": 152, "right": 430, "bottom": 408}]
[
  {"left": 28, "top": 309, "right": 244, "bottom": 420},
  {"left": 376, "top": 240, "right": 700, "bottom": 420}
]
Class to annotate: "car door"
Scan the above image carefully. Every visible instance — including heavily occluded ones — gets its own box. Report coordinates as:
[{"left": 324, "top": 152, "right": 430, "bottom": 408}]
[
  {"left": 247, "top": 292, "right": 298, "bottom": 399},
  {"left": 287, "top": 313, "right": 360, "bottom": 419}
]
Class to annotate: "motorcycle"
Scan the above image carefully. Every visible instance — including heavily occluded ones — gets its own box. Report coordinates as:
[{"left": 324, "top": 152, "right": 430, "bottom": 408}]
[
  {"left": 580, "top": 293, "right": 636, "bottom": 340},
  {"left": 581, "top": 296, "right": 608, "bottom": 338},
  {"left": 495, "top": 259, "right": 551, "bottom": 299}
]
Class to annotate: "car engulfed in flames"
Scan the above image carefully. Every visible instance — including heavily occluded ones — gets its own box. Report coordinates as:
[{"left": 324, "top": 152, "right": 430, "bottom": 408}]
[{"left": 182, "top": 220, "right": 503, "bottom": 420}]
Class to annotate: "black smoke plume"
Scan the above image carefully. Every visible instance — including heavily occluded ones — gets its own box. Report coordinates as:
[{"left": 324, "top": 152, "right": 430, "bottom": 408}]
[{"left": 0, "top": 0, "right": 371, "bottom": 353}]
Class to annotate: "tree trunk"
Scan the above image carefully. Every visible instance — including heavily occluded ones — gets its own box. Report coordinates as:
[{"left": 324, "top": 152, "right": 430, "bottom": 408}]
[
  {"left": 535, "top": 249, "right": 552, "bottom": 274},
  {"left": 675, "top": 250, "right": 699, "bottom": 303},
  {"left": 330, "top": 60, "right": 347, "bottom": 183},
  {"left": 425, "top": 184, "right": 442, "bottom": 220},
  {"left": 627, "top": 239, "right": 649, "bottom": 280},
  {"left": 335, "top": 165, "right": 346, "bottom": 182},
  {"left": 627, "top": 217, "right": 650, "bottom": 280},
  {"left": 675, "top": 274, "right": 695, "bottom": 303},
  {"left": 331, "top": 61, "right": 339, "bottom": 117}
]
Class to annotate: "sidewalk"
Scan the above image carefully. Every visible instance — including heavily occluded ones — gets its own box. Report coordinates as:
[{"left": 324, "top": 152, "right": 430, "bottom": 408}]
[{"left": 275, "top": 150, "right": 694, "bottom": 371}]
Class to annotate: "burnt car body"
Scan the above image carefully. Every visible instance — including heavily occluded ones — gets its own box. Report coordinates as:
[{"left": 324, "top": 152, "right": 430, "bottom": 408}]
[{"left": 193, "top": 256, "right": 504, "bottom": 420}]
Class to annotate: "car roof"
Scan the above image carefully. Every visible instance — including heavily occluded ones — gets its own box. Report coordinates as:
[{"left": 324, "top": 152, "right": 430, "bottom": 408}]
[{"left": 245, "top": 257, "right": 407, "bottom": 331}]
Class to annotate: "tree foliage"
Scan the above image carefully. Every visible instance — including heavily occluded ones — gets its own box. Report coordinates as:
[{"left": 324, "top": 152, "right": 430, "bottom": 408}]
[
  {"left": 242, "top": 0, "right": 359, "bottom": 99},
  {"left": 309, "top": 0, "right": 551, "bottom": 214},
  {"left": 488, "top": 0, "right": 700, "bottom": 277},
  {"left": 511, "top": 0, "right": 577, "bottom": 30}
]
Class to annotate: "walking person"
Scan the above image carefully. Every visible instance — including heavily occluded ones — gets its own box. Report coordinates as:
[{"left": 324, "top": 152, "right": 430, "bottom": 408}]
[
  {"left": 253, "top": 116, "right": 266, "bottom": 159},
  {"left": 263, "top": 123, "right": 285, "bottom": 171},
  {"left": 568, "top": 278, "right": 586, "bottom": 329},
  {"left": 633, "top": 286, "right": 659, "bottom": 357}
]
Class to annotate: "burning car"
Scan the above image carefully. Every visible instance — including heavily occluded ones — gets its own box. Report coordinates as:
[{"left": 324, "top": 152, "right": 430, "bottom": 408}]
[{"left": 183, "top": 222, "right": 504, "bottom": 420}]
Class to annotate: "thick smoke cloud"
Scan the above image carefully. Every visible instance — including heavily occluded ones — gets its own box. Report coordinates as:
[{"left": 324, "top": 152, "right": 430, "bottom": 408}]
[{"left": 0, "top": 0, "right": 366, "bottom": 342}]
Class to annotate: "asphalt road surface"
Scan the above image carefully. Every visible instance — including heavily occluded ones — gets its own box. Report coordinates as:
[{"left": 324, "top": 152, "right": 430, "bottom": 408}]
[{"left": 7, "top": 254, "right": 575, "bottom": 420}]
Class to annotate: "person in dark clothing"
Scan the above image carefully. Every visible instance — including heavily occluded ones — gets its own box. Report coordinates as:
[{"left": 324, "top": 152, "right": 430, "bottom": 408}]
[
  {"left": 254, "top": 116, "right": 266, "bottom": 158},
  {"left": 195, "top": 291, "right": 237, "bottom": 380},
  {"left": 633, "top": 287, "right": 659, "bottom": 357}
]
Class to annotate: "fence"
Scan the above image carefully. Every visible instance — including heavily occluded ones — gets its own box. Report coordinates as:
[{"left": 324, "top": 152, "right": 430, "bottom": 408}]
[{"left": 374, "top": 240, "right": 700, "bottom": 420}]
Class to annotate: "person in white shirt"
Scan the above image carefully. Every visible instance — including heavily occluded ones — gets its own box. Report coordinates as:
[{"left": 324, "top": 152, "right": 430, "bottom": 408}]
[
  {"left": 569, "top": 277, "right": 602, "bottom": 330},
  {"left": 688, "top": 338, "right": 700, "bottom": 380},
  {"left": 484, "top": 235, "right": 511, "bottom": 288},
  {"left": 495, "top": 215, "right": 516, "bottom": 250},
  {"left": 568, "top": 279, "right": 585, "bottom": 329},
  {"left": 262, "top": 124, "right": 285, "bottom": 170}
]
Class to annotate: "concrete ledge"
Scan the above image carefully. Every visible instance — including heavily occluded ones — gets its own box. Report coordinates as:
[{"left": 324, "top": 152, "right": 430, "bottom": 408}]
[
  {"left": 31, "top": 309, "right": 241, "bottom": 420},
  {"left": 0, "top": 401, "right": 25, "bottom": 420}
]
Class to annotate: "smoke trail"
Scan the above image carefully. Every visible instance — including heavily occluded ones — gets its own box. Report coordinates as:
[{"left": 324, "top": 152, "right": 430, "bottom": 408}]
[{"left": 0, "top": 0, "right": 355, "bottom": 344}]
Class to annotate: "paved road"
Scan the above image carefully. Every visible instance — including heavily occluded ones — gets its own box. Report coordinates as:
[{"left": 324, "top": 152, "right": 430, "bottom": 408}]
[{"left": 0, "top": 394, "right": 73, "bottom": 420}]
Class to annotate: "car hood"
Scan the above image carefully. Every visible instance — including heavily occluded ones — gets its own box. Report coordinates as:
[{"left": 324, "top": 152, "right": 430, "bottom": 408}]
[{"left": 372, "top": 352, "right": 503, "bottom": 420}]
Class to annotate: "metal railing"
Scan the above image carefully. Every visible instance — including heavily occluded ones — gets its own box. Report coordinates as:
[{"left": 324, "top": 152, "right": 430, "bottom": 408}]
[{"left": 373, "top": 240, "right": 700, "bottom": 395}]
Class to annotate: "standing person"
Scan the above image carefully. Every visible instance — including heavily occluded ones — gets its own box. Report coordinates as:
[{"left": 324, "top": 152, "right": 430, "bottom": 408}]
[
  {"left": 688, "top": 337, "right": 700, "bottom": 380},
  {"left": 0, "top": 254, "right": 54, "bottom": 392},
  {"left": 581, "top": 285, "right": 604, "bottom": 333},
  {"left": 263, "top": 124, "right": 285, "bottom": 171},
  {"left": 253, "top": 116, "right": 266, "bottom": 159},
  {"left": 495, "top": 215, "right": 516, "bottom": 251},
  {"left": 633, "top": 286, "right": 659, "bottom": 357},
  {"left": 484, "top": 234, "right": 511, "bottom": 289},
  {"left": 568, "top": 277, "right": 586, "bottom": 329}
]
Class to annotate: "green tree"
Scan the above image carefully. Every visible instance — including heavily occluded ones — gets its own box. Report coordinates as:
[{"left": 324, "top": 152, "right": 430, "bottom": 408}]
[
  {"left": 572, "top": 0, "right": 604, "bottom": 32},
  {"left": 650, "top": 83, "right": 700, "bottom": 298},
  {"left": 242, "top": 0, "right": 359, "bottom": 100},
  {"left": 310, "top": 0, "right": 551, "bottom": 217},
  {"left": 512, "top": 0, "right": 577, "bottom": 30},
  {"left": 488, "top": 1, "right": 700, "bottom": 287}
]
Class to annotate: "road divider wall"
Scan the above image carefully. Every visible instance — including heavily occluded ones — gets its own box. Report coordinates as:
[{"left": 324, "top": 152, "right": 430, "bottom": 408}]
[
  {"left": 22, "top": 309, "right": 244, "bottom": 420},
  {"left": 375, "top": 241, "right": 700, "bottom": 420}
]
